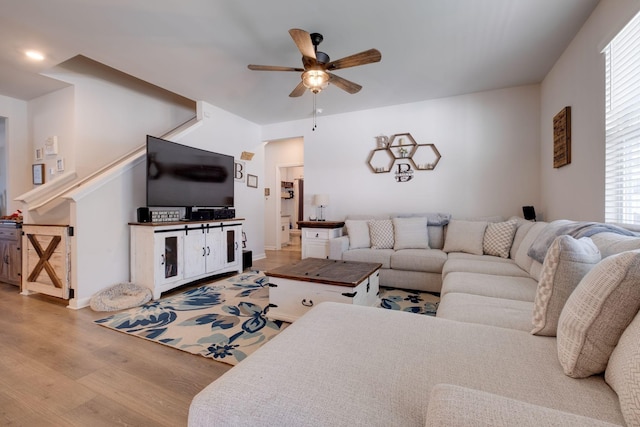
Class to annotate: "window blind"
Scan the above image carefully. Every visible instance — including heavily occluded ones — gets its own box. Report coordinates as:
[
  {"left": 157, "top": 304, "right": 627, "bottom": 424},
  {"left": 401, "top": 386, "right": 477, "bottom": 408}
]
[{"left": 605, "top": 11, "right": 640, "bottom": 225}]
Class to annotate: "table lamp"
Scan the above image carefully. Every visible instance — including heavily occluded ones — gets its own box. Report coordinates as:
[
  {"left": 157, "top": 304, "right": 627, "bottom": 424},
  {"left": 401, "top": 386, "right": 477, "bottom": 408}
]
[{"left": 313, "top": 194, "right": 330, "bottom": 221}]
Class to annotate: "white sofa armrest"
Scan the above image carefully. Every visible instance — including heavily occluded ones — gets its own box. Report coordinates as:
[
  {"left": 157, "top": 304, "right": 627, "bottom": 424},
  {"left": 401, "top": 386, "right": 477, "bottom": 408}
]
[
  {"left": 425, "top": 384, "right": 622, "bottom": 427},
  {"left": 329, "top": 236, "right": 350, "bottom": 260}
]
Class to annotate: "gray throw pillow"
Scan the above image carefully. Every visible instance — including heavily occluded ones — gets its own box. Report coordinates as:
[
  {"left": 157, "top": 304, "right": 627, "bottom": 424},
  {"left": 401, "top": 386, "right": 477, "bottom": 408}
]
[
  {"left": 442, "top": 220, "right": 487, "bottom": 255},
  {"left": 557, "top": 249, "right": 640, "bottom": 378},
  {"left": 531, "top": 236, "right": 600, "bottom": 336}
]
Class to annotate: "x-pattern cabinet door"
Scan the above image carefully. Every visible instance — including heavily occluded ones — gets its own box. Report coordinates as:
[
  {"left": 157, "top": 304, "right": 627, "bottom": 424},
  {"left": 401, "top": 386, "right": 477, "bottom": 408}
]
[{"left": 22, "top": 225, "right": 71, "bottom": 299}]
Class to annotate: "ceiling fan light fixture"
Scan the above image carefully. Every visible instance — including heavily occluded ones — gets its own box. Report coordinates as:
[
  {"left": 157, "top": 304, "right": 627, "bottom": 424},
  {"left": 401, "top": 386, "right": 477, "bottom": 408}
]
[{"left": 302, "top": 69, "right": 329, "bottom": 94}]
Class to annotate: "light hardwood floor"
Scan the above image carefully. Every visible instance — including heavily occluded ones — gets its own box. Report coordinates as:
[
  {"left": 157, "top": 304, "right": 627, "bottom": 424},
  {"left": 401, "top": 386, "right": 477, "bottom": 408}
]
[{"left": 0, "top": 248, "right": 299, "bottom": 426}]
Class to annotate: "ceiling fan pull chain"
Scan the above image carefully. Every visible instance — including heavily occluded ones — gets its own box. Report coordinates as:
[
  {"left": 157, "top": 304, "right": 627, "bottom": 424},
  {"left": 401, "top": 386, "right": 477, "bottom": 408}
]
[{"left": 312, "top": 94, "right": 317, "bottom": 131}]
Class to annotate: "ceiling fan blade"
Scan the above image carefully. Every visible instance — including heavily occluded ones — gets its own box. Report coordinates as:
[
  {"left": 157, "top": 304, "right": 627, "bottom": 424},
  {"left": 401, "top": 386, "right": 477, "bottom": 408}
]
[
  {"left": 289, "top": 81, "right": 307, "bottom": 97},
  {"left": 328, "top": 73, "right": 362, "bottom": 94},
  {"left": 289, "top": 28, "right": 316, "bottom": 60},
  {"left": 326, "top": 49, "right": 382, "bottom": 71},
  {"left": 248, "top": 64, "right": 304, "bottom": 72}
]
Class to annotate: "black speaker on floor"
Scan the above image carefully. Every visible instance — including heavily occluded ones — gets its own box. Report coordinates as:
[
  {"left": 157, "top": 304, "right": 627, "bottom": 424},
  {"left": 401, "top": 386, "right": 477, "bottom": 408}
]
[
  {"left": 242, "top": 250, "right": 252, "bottom": 271},
  {"left": 137, "top": 207, "right": 150, "bottom": 223},
  {"left": 523, "top": 206, "right": 536, "bottom": 221}
]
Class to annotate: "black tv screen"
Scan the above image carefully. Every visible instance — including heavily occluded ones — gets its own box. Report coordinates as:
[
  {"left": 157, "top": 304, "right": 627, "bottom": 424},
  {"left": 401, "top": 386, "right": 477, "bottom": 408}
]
[{"left": 146, "top": 135, "right": 234, "bottom": 208}]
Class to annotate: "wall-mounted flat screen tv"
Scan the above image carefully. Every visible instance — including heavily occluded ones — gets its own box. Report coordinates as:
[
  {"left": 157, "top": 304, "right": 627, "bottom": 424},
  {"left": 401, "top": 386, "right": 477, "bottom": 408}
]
[{"left": 146, "top": 135, "right": 234, "bottom": 209}]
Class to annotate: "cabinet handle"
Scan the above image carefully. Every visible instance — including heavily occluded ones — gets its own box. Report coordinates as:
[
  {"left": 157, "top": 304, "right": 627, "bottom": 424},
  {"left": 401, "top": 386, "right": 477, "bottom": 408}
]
[
  {"left": 315, "top": 233, "right": 319, "bottom": 238},
  {"left": 206, "top": 246, "right": 210, "bottom": 256},
  {"left": 235, "top": 242, "right": 238, "bottom": 250},
  {"left": 301, "top": 299, "right": 314, "bottom": 307},
  {"left": 202, "top": 247, "right": 206, "bottom": 257},
  {"left": 160, "top": 254, "right": 165, "bottom": 265}
]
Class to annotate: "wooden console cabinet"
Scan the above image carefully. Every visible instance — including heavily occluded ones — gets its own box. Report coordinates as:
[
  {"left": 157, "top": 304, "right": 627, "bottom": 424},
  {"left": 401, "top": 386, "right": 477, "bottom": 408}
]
[
  {"left": 0, "top": 223, "right": 22, "bottom": 286},
  {"left": 130, "top": 219, "right": 243, "bottom": 299}
]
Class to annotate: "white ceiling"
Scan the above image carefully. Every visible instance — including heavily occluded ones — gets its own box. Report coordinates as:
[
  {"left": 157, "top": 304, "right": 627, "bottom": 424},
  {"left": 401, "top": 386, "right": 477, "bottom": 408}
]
[{"left": 0, "top": 0, "right": 599, "bottom": 125}]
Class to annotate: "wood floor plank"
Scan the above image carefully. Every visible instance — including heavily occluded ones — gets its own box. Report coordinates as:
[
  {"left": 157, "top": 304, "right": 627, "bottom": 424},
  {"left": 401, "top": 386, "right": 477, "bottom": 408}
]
[{"left": 77, "top": 367, "right": 192, "bottom": 426}]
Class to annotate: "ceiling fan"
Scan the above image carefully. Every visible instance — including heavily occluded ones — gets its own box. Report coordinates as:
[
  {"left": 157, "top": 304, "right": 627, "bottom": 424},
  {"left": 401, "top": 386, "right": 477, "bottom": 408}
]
[{"left": 248, "top": 29, "right": 382, "bottom": 97}]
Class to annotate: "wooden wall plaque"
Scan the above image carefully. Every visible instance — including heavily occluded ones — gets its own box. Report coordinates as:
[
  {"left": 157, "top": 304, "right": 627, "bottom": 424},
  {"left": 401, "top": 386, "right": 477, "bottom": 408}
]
[{"left": 553, "top": 106, "right": 571, "bottom": 168}]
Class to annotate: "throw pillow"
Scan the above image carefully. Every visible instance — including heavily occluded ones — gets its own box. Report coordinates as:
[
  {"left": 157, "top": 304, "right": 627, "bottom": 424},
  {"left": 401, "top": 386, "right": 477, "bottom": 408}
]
[
  {"left": 483, "top": 219, "right": 518, "bottom": 258},
  {"left": 605, "top": 311, "right": 640, "bottom": 427},
  {"left": 368, "top": 219, "right": 394, "bottom": 249},
  {"left": 557, "top": 249, "right": 640, "bottom": 378},
  {"left": 531, "top": 236, "right": 601, "bottom": 337},
  {"left": 345, "top": 220, "right": 370, "bottom": 249},
  {"left": 392, "top": 217, "right": 429, "bottom": 250},
  {"left": 442, "top": 219, "right": 488, "bottom": 255}
]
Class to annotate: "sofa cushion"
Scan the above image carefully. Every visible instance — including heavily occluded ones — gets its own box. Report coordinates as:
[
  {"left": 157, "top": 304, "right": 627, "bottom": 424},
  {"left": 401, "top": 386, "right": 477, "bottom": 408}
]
[
  {"left": 368, "top": 219, "right": 394, "bottom": 249},
  {"left": 442, "top": 272, "right": 538, "bottom": 302},
  {"left": 442, "top": 258, "right": 530, "bottom": 280},
  {"left": 392, "top": 216, "right": 429, "bottom": 250},
  {"left": 443, "top": 219, "right": 488, "bottom": 255},
  {"left": 425, "top": 384, "right": 621, "bottom": 427},
  {"left": 390, "top": 249, "right": 447, "bottom": 273},
  {"left": 436, "top": 293, "right": 534, "bottom": 332},
  {"left": 605, "top": 310, "right": 640, "bottom": 427},
  {"left": 483, "top": 219, "right": 518, "bottom": 258},
  {"left": 345, "top": 219, "right": 370, "bottom": 249},
  {"left": 446, "top": 252, "right": 513, "bottom": 263},
  {"left": 341, "top": 248, "right": 394, "bottom": 269},
  {"left": 590, "top": 231, "right": 640, "bottom": 258},
  {"left": 531, "top": 236, "right": 601, "bottom": 337},
  {"left": 510, "top": 219, "right": 535, "bottom": 259},
  {"left": 557, "top": 249, "right": 640, "bottom": 378},
  {"left": 514, "top": 222, "right": 548, "bottom": 273},
  {"left": 190, "top": 302, "right": 625, "bottom": 426}
]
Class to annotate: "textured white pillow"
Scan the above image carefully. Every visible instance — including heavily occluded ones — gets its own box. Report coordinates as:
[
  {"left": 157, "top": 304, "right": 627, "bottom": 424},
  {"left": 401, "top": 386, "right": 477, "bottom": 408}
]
[
  {"left": 605, "top": 311, "right": 640, "bottom": 427},
  {"left": 345, "top": 220, "right": 370, "bottom": 249},
  {"left": 483, "top": 219, "right": 518, "bottom": 258},
  {"left": 531, "top": 236, "right": 601, "bottom": 337},
  {"left": 392, "top": 217, "right": 429, "bottom": 250},
  {"left": 443, "top": 220, "right": 488, "bottom": 255},
  {"left": 368, "top": 219, "right": 394, "bottom": 249},
  {"left": 557, "top": 249, "right": 640, "bottom": 378}
]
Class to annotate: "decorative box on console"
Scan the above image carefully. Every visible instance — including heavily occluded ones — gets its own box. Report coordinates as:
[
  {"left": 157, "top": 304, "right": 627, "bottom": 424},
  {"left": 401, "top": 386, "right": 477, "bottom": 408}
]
[{"left": 151, "top": 210, "right": 180, "bottom": 223}]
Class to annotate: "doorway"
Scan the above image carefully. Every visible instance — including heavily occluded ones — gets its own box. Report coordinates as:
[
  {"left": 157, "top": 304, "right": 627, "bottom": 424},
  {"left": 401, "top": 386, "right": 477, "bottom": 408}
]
[{"left": 277, "top": 164, "right": 304, "bottom": 250}]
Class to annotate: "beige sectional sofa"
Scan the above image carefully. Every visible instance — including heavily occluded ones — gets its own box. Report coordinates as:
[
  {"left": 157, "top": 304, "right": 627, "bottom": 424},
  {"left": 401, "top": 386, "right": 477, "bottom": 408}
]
[{"left": 189, "top": 215, "right": 640, "bottom": 427}]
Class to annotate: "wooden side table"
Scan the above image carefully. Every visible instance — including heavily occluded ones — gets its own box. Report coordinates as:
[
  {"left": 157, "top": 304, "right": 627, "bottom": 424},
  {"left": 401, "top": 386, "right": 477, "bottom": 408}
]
[{"left": 297, "top": 221, "right": 345, "bottom": 259}]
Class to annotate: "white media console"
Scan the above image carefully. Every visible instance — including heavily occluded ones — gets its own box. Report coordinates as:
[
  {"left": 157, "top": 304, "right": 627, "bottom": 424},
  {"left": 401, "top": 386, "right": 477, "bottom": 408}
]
[{"left": 130, "top": 219, "right": 243, "bottom": 299}]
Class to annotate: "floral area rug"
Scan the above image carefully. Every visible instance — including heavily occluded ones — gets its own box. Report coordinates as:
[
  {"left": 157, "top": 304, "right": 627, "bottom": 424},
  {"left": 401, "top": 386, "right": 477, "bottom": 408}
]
[{"left": 95, "top": 271, "right": 439, "bottom": 366}]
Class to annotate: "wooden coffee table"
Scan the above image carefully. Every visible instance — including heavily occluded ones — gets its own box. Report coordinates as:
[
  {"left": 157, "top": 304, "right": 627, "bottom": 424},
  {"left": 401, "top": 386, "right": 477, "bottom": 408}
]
[{"left": 266, "top": 258, "right": 382, "bottom": 322}]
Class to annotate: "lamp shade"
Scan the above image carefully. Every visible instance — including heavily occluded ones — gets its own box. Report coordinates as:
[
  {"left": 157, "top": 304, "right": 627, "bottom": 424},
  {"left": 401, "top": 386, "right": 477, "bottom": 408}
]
[{"left": 313, "top": 194, "right": 330, "bottom": 206}]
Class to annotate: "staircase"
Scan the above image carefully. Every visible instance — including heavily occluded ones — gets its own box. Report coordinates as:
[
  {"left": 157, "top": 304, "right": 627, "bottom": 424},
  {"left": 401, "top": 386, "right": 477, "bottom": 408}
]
[{"left": 14, "top": 116, "right": 201, "bottom": 308}]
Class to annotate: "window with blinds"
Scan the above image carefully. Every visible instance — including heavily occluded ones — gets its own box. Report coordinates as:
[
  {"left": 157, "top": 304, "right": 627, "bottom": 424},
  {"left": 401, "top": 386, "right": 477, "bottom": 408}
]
[{"left": 605, "top": 11, "right": 640, "bottom": 225}]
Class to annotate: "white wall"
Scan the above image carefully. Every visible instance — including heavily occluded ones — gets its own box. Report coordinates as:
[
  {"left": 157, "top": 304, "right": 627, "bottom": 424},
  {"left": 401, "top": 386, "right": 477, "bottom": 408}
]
[
  {"left": 540, "top": 0, "right": 640, "bottom": 221},
  {"left": 28, "top": 86, "right": 75, "bottom": 188},
  {"left": 177, "top": 102, "right": 264, "bottom": 259},
  {"left": 263, "top": 85, "right": 541, "bottom": 221},
  {"left": 44, "top": 56, "right": 196, "bottom": 179},
  {"left": 0, "top": 95, "right": 29, "bottom": 215}
]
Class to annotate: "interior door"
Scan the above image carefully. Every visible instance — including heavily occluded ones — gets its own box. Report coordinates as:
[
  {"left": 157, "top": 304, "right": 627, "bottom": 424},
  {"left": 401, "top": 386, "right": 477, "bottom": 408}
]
[{"left": 21, "top": 225, "right": 71, "bottom": 299}]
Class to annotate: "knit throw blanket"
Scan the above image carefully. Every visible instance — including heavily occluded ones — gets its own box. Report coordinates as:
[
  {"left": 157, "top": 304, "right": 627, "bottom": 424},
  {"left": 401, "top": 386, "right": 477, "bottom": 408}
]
[{"left": 527, "top": 220, "right": 636, "bottom": 263}]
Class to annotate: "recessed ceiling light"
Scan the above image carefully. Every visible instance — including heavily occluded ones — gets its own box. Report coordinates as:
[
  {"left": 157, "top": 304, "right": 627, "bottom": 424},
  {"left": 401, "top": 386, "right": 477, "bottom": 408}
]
[{"left": 25, "top": 50, "right": 45, "bottom": 61}]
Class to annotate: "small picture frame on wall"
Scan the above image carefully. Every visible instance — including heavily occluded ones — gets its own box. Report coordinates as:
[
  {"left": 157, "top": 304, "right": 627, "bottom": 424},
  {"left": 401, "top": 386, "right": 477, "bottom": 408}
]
[
  {"left": 32, "top": 164, "right": 45, "bottom": 185},
  {"left": 35, "top": 148, "right": 44, "bottom": 161},
  {"left": 247, "top": 174, "right": 258, "bottom": 188}
]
